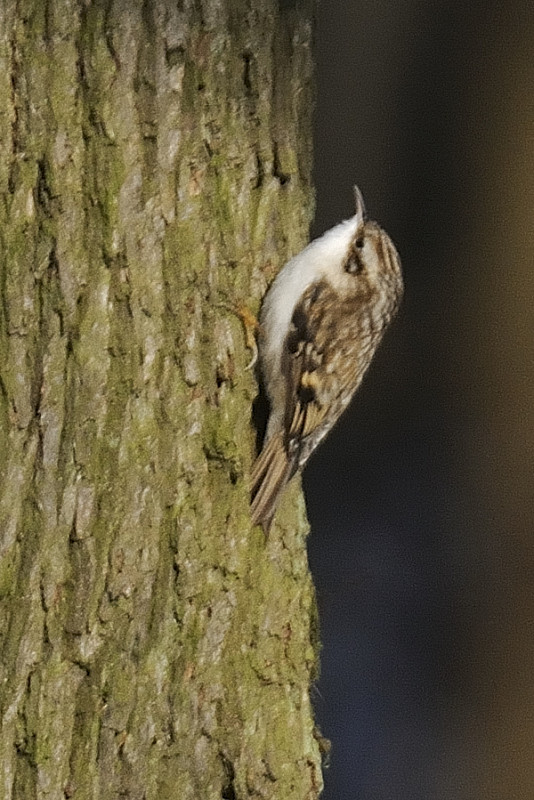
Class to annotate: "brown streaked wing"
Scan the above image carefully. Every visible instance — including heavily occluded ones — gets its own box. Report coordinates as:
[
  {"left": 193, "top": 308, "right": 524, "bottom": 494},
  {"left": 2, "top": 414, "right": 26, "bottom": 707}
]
[{"left": 281, "top": 280, "right": 338, "bottom": 452}]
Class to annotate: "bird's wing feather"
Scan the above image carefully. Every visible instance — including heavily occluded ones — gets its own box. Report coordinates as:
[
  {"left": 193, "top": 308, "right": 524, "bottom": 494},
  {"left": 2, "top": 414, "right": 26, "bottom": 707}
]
[{"left": 282, "top": 280, "right": 340, "bottom": 456}]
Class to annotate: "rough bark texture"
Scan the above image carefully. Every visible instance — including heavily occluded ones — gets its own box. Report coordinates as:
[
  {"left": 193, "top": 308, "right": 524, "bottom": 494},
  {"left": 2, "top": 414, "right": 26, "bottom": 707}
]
[{"left": 0, "top": 2, "right": 321, "bottom": 798}]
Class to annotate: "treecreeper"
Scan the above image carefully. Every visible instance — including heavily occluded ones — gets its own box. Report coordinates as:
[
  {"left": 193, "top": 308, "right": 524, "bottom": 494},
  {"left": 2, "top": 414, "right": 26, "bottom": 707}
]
[{"left": 251, "top": 187, "right": 403, "bottom": 532}]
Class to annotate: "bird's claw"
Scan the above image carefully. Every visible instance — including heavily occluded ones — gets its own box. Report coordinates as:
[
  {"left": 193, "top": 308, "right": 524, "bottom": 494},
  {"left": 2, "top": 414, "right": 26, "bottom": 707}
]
[{"left": 217, "top": 298, "right": 259, "bottom": 370}]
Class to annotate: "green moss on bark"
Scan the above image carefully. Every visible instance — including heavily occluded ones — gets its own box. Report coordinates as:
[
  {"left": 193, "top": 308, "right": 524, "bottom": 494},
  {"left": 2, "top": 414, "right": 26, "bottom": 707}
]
[{"left": 0, "top": 1, "right": 320, "bottom": 798}]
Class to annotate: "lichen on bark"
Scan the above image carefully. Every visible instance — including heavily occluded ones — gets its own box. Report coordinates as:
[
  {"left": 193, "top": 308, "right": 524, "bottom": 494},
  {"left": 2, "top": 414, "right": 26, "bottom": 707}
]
[{"left": 0, "top": 1, "right": 321, "bottom": 798}]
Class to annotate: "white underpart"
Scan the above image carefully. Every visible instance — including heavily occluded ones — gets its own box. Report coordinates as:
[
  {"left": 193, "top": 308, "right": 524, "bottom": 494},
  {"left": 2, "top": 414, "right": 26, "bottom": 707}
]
[{"left": 260, "top": 214, "right": 360, "bottom": 386}]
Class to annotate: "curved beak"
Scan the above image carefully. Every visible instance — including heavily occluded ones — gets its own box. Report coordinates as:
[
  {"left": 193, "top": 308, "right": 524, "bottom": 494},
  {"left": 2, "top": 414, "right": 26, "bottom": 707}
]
[{"left": 353, "top": 185, "right": 367, "bottom": 223}]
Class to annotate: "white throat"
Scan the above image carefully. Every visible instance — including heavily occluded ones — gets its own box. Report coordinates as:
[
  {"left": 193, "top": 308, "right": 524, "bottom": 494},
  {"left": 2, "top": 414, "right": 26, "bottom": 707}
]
[{"left": 260, "top": 214, "right": 360, "bottom": 374}]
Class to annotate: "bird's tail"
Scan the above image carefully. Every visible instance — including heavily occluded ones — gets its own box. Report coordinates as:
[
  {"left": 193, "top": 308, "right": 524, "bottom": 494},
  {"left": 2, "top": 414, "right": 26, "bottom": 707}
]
[{"left": 250, "top": 433, "right": 296, "bottom": 533}]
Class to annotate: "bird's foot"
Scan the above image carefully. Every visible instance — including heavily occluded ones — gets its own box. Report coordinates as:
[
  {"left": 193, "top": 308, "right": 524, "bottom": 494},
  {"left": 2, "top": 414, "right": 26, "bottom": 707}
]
[{"left": 217, "top": 297, "right": 259, "bottom": 370}]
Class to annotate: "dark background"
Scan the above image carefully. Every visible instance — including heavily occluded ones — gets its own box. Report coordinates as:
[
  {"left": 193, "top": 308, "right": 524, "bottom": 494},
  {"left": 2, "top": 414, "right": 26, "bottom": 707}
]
[{"left": 307, "top": 2, "right": 534, "bottom": 798}]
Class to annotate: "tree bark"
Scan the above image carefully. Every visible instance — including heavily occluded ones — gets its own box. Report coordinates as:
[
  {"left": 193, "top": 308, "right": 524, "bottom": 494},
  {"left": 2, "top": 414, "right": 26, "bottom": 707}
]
[{"left": 0, "top": 2, "right": 322, "bottom": 798}]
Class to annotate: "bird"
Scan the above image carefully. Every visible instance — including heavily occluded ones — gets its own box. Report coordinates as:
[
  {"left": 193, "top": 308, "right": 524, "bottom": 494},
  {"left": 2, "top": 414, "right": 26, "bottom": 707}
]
[{"left": 250, "top": 186, "right": 403, "bottom": 532}]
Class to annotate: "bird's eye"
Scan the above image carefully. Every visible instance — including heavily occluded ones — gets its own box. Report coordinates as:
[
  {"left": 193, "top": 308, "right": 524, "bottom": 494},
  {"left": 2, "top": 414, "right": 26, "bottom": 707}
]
[
  {"left": 355, "top": 236, "right": 364, "bottom": 249},
  {"left": 345, "top": 256, "right": 363, "bottom": 275}
]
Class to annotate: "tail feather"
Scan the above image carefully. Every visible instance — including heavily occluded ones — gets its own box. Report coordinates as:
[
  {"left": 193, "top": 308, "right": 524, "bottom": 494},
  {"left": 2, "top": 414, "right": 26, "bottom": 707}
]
[{"left": 250, "top": 433, "right": 296, "bottom": 533}]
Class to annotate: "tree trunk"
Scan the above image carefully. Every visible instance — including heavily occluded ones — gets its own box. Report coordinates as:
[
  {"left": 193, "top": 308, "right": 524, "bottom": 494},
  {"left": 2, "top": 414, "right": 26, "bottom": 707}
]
[{"left": 0, "top": 2, "right": 322, "bottom": 798}]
